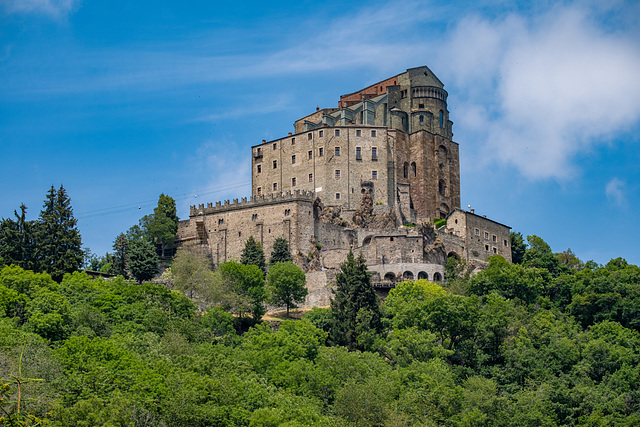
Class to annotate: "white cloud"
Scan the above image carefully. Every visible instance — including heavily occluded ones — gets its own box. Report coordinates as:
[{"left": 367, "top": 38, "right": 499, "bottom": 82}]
[
  {"left": 439, "top": 4, "right": 640, "bottom": 180},
  {"left": 606, "top": 178, "right": 626, "bottom": 207},
  {"left": 1, "top": 0, "right": 80, "bottom": 19}
]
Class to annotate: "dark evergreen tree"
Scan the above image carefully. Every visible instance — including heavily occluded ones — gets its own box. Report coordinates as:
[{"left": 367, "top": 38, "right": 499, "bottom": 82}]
[
  {"left": 510, "top": 231, "right": 526, "bottom": 264},
  {"left": 0, "top": 204, "right": 40, "bottom": 271},
  {"left": 240, "top": 236, "right": 266, "bottom": 275},
  {"left": 269, "top": 237, "right": 293, "bottom": 265},
  {"left": 112, "top": 233, "right": 129, "bottom": 278},
  {"left": 147, "top": 194, "right": 179, "bottom": 258},
  {"left": 329, "top": 251, "right": 382, "bottom": 350},
  {"left": 37, "top": 185, "right": 83, "bottom": 281},
  {"left": 128, "top": 238, "right": 159, "bottom": 283}
]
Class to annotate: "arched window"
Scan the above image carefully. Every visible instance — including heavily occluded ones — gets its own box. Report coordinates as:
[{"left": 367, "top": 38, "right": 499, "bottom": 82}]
[
  {"left": 418, "top": 271, "right": 428, "bottom": 280},
  {"left": 403, "top": 162, "right": 409, "bottom": 179},
  {"left": 439, "top": 179, "right": 446, "bottom": 196},
  {"left": 403, "top": 271, "right": 414, "bottom": 281},
  {"left": 384, "top": 272, "right": 396, "bottom": 282},
  {"left": 433, "top": 272, "right": 443, "bottom": 282},
  {"left": 439, "top": 110, "right": 444, "bottom": 128},
  {"left": 411, "top": 162, "right": 416, "bottom": 177}
]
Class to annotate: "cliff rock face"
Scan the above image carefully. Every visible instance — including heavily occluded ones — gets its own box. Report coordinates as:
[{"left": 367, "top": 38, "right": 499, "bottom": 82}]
[
  {"left": 314, "top": 197, "right": 345, "bottom": 226},
  {"left": 419, "top": 221, "right": 447, "bottom": 265},
  {"left": 352, "top": 192, "right": 396, "bottom": 229}
]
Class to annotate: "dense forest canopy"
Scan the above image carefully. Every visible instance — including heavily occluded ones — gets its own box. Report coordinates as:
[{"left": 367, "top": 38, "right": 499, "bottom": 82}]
[{"left": 1, "top": 189, "right": 639, "bottom": 426}]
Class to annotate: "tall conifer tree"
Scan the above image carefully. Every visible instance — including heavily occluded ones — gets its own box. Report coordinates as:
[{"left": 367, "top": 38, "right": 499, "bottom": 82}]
[
  {"left": 269, "top": 237, "right": 293, "bottom": 265},
  {"left": 329, "top": 251, "right": 382, "bottom": 350},
  {"left": 37, "top": 185, "right": 83, "bottom": 281},
  {"left": 240, "top": 236, "right": 266, "bottom": 275}
]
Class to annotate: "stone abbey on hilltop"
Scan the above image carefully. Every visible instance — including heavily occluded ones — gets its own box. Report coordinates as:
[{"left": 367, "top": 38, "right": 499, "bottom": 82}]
[{"left": 176, "top": 66, "right": 511, "bottom": 305}]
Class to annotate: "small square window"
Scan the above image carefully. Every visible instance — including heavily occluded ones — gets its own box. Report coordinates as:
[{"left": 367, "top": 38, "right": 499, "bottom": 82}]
[
  {"left": 308, "top": 173, "right": 313, "bottom": 182},
  {"left": 319, "top": 130, "right": 324, "bottom": 137},
  {"left": 419, "top": 103, "right": 424, "bottom": 108},
  {"left": 273, "top": 160, "right": 277, "bottom": 169},
  {"left": 335, "top": 170, "right": 341, "bottom": 179},
  {"left": 335, "top": 193, "right": 341, "bottom": 200},
  {"left": 308, "top": 150, "right": 312, "bottom": 159},
  {"left": 319, "top": 148, "right": 324, "bottom": 157},
  {"left": 292, "top": 177, "right": 296, "bottom": 186},
  {"left": 356, "top": 129, "right": 361, "bottom": 137},
  {"left": 372, "top": 171, "right": 377, "bottom": 180},
  {"left": 292, "top": 155, "right": 296, "bottom": 164},
  {"left": 273, "top": 182, "right": 277, "bottom": 191},
  {"left": 291, "top": 137, "right": 295, "bottom": 144},
  {"left": 257, "top": 164, "right": 261, "bottom": 173},
  {"left": 371, "top": 130, "right": 376, "bottom": 137},
  {"left": 273, "top": 143, "right": 277, "bottom": 150},
  {"left": 335, "top": 147, "right": 340, "bottom": 156},
  {"left": 335, "top": 129, "right": 340, "bottom": 136}
]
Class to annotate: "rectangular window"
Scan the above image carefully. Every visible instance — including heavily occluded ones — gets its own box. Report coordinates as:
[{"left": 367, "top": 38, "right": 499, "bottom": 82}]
[
  {"left": 356, "top": 129, "right": 361, "bottom": 137},
  {"left": 273, "top": 182, "right": 278, "bottom": 191},
  {"left": 335, "top": 193, "right": 341, "bottom": 200},
  {"left": 504, "top": 239, "right": 508, "bottom": 246},
  {"left": 372, "top": 147, "right": 378, "bottom": 160},
  {"left": 492, "top": 235, "right": 497, "bottom": 242},
  {"left": 319, "top": 148, "right": 324, "bottom": 157},
  {"left": 273, "top": 143, "right": 277, "bottom": 150},
  {"left": 257, "top": 187, "right": 261, "bottom": 196},
  {"left": 319, "top": 130, "right": 324, "bottom": 137},
  {"left": 308, "top": 150, "right": 312, "bottom": 159},
  {"left": 356, "top": 147, "right": 362, "bottom": 160},
  {"left": 218, "top": 218, "right": 224, "bottom": 225},
  {"left": 475, "top": 228, "right": 479, "bottom": 236},
  {"left": 308, "top": 173, "right": 313, "bottom": 182},
  {"left": 484, "top": 232, "right": 489, "bottom": 239},
  {"left": 335, "top": 129, "right": 340, "bottom": 136},
  {"left": 335, "top": 170, "right": 341, "bottom": 179},
  {"left": 493, "top": 247, "right": 497, "bottom": 254},
  {"left": 292, "top": 155, "right": 296, "bottom": 164},
  {"left": 257, "top": 164, "right": 261, "bottom": 173},
  {"left": 291, "top": 137, "right": 295, "bottom": 145},
  {"left": 371, "top": 130, "right": 377, "bottom": 137},
  {"left": 273, "top": 160, "right": 277, "bottom": 169},
  {"left": 335, "top": 147, "right": 340, "bottom": 156},
  {"left": 307, "top": 133, "right": 312, "bottom": 140},
  {"left": 372, "top": 171, "right": 377, "bottom": 180},
  {"left": 485, "top": 244, "right": 489, "bottom": 251},
  {"left": 292, "top": 177, "right": 296, "bottom": 186},
  {"left": 252, "top": 214, "right": 258, "bottom": 221}
]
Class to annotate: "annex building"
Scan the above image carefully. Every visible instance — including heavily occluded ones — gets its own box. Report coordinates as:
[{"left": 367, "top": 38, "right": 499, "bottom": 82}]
[{"left": 176, "top": 66, "right": 511, "bottom": 306}]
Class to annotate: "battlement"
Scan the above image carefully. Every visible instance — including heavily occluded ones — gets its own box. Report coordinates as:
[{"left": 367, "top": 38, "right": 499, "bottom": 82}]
[{"left": 189, "top": 189, "right": 314, "bottom": 217}]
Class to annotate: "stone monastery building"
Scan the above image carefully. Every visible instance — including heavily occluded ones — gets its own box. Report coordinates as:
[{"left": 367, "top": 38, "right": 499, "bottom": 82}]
[{"left": 176, "top": 66, "right": 511, "bottom": 305}]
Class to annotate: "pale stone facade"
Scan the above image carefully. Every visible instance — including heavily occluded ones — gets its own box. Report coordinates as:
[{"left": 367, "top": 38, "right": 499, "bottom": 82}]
[{"left": 176, "top": 66, "right": 511, "bottom": 307}]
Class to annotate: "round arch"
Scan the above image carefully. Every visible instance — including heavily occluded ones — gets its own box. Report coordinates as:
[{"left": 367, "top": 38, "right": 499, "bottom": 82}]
[
  {"left": 403, "top": 271, "right": 414, "bottom": 281},
  {"left": 418, "top": 271, "right": 428, "bottom": 280},
  {"left": 384, "top": 272, "right": 396, "bottom": 282},
  {"left": 433, "top": 272, "right": 443, "bottom": 282}
]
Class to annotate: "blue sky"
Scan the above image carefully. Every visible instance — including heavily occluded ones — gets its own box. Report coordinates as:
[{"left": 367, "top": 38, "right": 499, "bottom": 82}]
[{"left": 1, "top": 0, "right": 639, "bottom": 265}]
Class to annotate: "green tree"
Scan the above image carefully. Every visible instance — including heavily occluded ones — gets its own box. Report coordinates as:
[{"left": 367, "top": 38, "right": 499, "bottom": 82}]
[
  {"left": 510, "top": 231, "right": 526, "bottom": 264},
  {"left": 523, "top": 235, "right": 564, "bottom": 276},
  {"left": 269, "top": 237, "right": 293, "bottom": 265},
  {"left": 127, "top": 239, "right": 159, "bottom": 283},
  {"left": 37, "top": 185, "right": 83, "bottom": 282},
  {"left": 111, "top": 233, "right": 129, "bottom": 278},
  {"left": 146, "top": 194, "right": 179, "bottom": 258},
  {"left": 266, "top": 261, "right": 307, "bottom": 317},
  {"left": 240, "top": 236, "right": 266, "bottom": 275},
  {"left": 219, "top": 261, "right": 266, "bottom": 321},
  {"left": 171, "top": 244, "right": 215, "bottom": 299},
  {"left": 329, "top": 251, "right": 382, "bottom": 350},
  {"left": 0, "top": 204, "right": 40, "bottom": 272}
]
